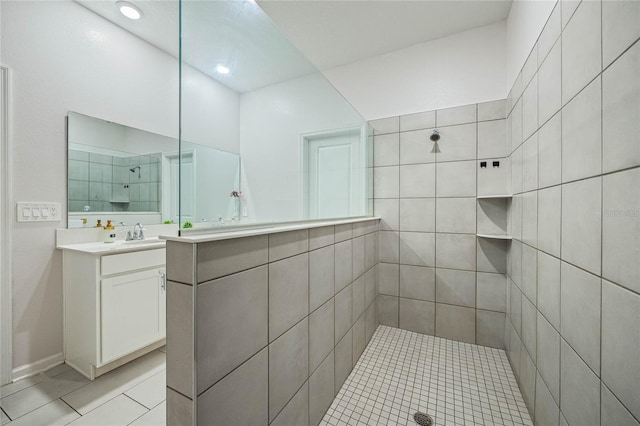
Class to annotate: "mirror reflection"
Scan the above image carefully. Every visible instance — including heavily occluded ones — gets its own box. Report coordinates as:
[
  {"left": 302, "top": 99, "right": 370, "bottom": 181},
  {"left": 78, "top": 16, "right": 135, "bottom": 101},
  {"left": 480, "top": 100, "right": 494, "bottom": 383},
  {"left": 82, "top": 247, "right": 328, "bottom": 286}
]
[{"left": 67, "top": 112, "right": 240, "bottom": 228}]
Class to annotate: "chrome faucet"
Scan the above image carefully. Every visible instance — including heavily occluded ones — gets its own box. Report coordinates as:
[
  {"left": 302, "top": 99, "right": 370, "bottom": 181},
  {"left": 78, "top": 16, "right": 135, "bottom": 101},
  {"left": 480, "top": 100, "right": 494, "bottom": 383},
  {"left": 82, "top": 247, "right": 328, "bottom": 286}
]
[{"left": 132, "top": 222, "right": 145, "bottom": 240}]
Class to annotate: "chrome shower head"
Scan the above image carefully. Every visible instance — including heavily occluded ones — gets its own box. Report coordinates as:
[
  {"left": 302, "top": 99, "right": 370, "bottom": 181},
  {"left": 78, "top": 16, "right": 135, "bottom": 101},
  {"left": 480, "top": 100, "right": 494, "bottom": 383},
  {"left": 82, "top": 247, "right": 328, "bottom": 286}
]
[{"left": 129, "top": 165, "right": 141, "bottom": 178}]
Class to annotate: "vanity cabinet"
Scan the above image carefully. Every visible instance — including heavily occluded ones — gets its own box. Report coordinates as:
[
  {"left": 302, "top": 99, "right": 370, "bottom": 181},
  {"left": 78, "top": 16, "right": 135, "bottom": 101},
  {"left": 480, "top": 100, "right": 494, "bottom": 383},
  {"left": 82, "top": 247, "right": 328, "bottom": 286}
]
[{"left": 62, "top": 247, "right": 166, "bottom": 380}]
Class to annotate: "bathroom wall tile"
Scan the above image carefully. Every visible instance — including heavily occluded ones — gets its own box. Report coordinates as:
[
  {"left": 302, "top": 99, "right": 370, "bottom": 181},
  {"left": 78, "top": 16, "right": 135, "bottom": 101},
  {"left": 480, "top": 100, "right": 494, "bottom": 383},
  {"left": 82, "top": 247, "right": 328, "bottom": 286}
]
[
  {"left": 309, "top": 226, "right": 334, "bottom": 250},
  {"left": 68, "top": 159, "right": 89, "bottom": 181},
  {"left": 535, "top": 373, "right": 560, "bottom": 426},
  {"left": 166, "top": 281, "right": 193, "bottom": 398},
  {"left": 478, "top": 119, "right": 507, "bottom": 159},
  {"left": 69, "top": 149, "right": 89, "bottom": 161},
  {"left": 365, "top": 232, "right": 376, "bottom": 270},
  {"left": 400, "top": 110, "right": 436, "bottom": 132},
  {"left": 537, "top": 251, "right": 561, "bottom": 330},
  {"left": 269, "top": 229, "right": 308, "bottom": 262},
  {"left": 601, "top": 382, "right": 640, "bottom": 426},
  {"left": 365, "top": 302, "right": 377, "bottom": 343},
  {"left": 378, "top": 295, "right": 399, "bottom": 327},
  {"left": 435, "top": 197, "right": 476, "bottom": 234},
  {"left": 561, "top": 177, "right": 602, "bottom": 275},
  {"left": 268, "top": 319, "right": 308, "bottom": 423},
  {"left": 562, "top": 0, "right": 602, "bottom": 103},
  {"left": 477, "top": 158, "right": 510, "bottom": 196},
  {"left": 478, "top": 99, "right": 506, "bottom": 122},
  {"left": 522, "top": 44, "right": 538, "bottom": 87},
  {"left": 436, "top": 233, "right": 476, "bottom": 271},
  {"left": 561, "top": 0, "right": 581, "bottom": 29},
  {"left": 399, "top": 232, "right": 436, "bottom": 267},
  {"left": 198, "top": 348, "right": 268, "bottom": 426},
  {"left": 334, "top": 284, "right": 353, "bottom": 345},
  {"left": 538, "top": 113, "right": 562, "bottom": 188},
  {"left": 167, "top": 389, "right": 193, "bottom": 426},
  {"left": 601, "top": 280, "right": 640, "bottom": 420},
  {"left": 537, "top": 186, "right": 561, "bottom": 257},
  {"left": 399, "top": 163, "right": 436, "bottom": 198},
  {"left": 521, "top": 295, "right": 537, "bottom": 363},
  {"left": 399, "top": 129, "right": 437, "bottom": 165},
  {"left": 309, "top": 245, "right": 335, "bottom": 312},
  {"left": 521, "top": 245, "right": 537, "bottom": 305},
  {"left": 510, "top": 239, "right": 522, "bottom": 288},
  {"left": 378, "top": 262, "right": 399, "bottom": 296},
  {"left": 511, "top": 99, "right": 523, "bottom": 152},
  {"left": 399, "top": 198, "right": 435, "bottom": 232},
  {"left": 602, "top": 0, "right": 640, "bottom": 68},
  {"left": 561, "top": 261, "right": 602, "bottom": 374},
  {"left": 477, "top": 238, "right": 507, "bottom": 274},
  {"left": 370, "top": 116, "right": 399, "bottom": 135},
  {"left": 435, "top": 303, "right": 475, "bottom": 344},
  {"left": 271, "top": 383, "right": 308, "bottom": 426},
  {"left": 562, "top": 77, "right": 602, "bottom": 182},
  {"left": 522, "top": 78, "right": 538, "bottom": 140},
  {"left": 537, "top": 312, "right": 560, "bottom": 403},
  {"left": 538, "top": 40, "right": 562, "bottom": 126},
  {"left": 374, "top": 166, "right": 399, "bottom": 198},
  {"left": 436, "top": 104, "right": 476, "bottom": 127},
  {"left": 560, "top": 339, "right": 601, "bottom": 426},
  {"left": 538, "top": 2, "right": 561, "bottom": 66},
  {"left": 374, "top": 133, "right": 400, "bottom": 167},
  {"left": 435, "top": 268, "right": 476, "bottom": 308},
  {"left": 198, "top": 235, "right": 268, "bottom": 282},
  {"left": 522, "top": 134, "right": 538, "bottom": 192},
  {"left": 334, "top": 239, "right": 352, "bottom": 292},
  {"left": 603, "top": 41, "right": 640, "bottom": 173},
  {"left": 511, "top": 146, "right": 523, "bottom": 195},
  {"left": 352, "top": 236, "right": 365, "bottom": 280},
  {"left": 352, "top": 275, "right": 365, "bottom": 322},
  {"left": 197, "top": 267, "right": 268, "bottom": 393},
  {"left": 436, "top": 123, "right": 477, "bottom": 162},
  {"left": 399, "top": 265, "right": 435, "bottom": 302},
  {"left": 309, "top": 299, "right": 334, "bottom": 375},
  {"left": 477, "top": 198, "right": 508, "bottom": 236},
  {"left": 436, "top": 160, "right": 476, "bottom": 197},
  {"left": 476, "top": 310, "right": 505, "bottom": 349},
  {"left": 309, "top": 353, "right": 334, "bottom": 426},
  {"left": 477, "top": 272, "right": 506, "bottom": 312},
  {"left": 519, "top": 347, "right": 536, "bottom": 415},
  {"left": 352, "top": 315, "right": 366, "bottom": 365},
  {"left": 378, "top": 231, "right": 399, "bottom": 263},
  {"left": 365, "top": 268, "right": 376, "bottom": 307},
  {"left": 374, "top": 199, "right": 399, "bottom": 231},
  {"left": 334, "top": 329, "right": 353, "bottom": 393},
  {"left": 334, "top": 224, "right": 353, "bottom": 243},
  {"left": 166, "top": 242, "right": 195, "bottom": 285},
  {"left": 510, "top": 280, "right": 522, "bottom": 336},
  {"left": 508, "top": 322, "right": 523, "bottom": 378},
  {"left": 269, "top": 254, "right": 309, "bottom": 342},
  {"left": 521, "top": 191, "right": 538, "bottom": 247},
  {"left": 399, "top": 298, "right": 435, "bottom": 335}
]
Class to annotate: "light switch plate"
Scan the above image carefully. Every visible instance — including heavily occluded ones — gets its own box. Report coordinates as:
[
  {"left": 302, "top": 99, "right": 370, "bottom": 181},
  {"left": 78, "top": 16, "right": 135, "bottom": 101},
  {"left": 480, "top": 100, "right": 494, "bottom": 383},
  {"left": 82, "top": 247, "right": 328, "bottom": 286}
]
[{"left": 17, "top": 202, "right": 61, "bottom": 222}]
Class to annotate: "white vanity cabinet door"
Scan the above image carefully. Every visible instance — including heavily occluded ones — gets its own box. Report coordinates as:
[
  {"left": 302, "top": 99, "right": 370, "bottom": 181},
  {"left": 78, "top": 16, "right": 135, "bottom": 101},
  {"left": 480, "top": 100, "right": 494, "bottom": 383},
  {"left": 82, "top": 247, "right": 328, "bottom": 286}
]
[{"left": 100, "top": 268, "right": 166, "bottom": 364}]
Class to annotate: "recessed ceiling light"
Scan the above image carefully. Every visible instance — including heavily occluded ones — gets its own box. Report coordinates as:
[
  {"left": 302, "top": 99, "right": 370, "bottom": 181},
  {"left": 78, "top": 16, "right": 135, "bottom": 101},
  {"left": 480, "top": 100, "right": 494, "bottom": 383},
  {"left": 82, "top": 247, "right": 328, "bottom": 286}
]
[
  {"left": 117, "top": 1, "right": 142, "bottom": 20},
  {"left": 216, "top": 64, "right": 230, "bottom": 75}
]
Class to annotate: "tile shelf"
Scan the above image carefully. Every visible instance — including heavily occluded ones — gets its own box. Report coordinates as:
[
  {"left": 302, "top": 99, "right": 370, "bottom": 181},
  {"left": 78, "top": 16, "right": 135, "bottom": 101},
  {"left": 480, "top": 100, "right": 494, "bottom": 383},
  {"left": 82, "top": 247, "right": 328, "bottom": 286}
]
[
  {"left": 476, "top": 194, "right": 513, "bottom": 199},
  {"left": 476, "top": 233, "right": 512, "bottom": 240}
]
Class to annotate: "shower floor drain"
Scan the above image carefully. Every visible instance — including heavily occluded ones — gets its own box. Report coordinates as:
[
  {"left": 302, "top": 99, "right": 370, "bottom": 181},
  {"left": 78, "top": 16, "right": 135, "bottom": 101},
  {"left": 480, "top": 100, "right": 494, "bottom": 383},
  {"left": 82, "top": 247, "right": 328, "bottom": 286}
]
[{"left": 413, "top": 412, "right": 433, "bottom": 426}]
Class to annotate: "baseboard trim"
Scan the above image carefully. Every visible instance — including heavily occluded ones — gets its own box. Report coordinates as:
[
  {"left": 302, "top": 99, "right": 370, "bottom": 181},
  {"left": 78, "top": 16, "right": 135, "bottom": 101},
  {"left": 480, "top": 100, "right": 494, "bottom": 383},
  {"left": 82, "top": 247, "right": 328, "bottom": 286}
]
[{"left": 12, "top": 352, "right": 64, "bottom": 382}]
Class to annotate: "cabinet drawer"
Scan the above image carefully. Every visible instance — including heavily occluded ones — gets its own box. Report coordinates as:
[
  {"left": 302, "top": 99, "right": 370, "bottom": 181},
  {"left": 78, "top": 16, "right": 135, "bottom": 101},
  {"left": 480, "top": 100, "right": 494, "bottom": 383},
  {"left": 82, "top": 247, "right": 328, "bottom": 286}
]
[{"left": 101, "top": 248, "right": 166, "bottom": 276}]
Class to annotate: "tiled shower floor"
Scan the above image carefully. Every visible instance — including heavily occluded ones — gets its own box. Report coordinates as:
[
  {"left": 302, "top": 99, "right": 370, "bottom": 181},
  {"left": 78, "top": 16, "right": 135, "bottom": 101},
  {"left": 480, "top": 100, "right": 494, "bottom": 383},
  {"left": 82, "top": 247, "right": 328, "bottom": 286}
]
[{"left": 322, "top": 326, "right": 532, "bottom": 426}]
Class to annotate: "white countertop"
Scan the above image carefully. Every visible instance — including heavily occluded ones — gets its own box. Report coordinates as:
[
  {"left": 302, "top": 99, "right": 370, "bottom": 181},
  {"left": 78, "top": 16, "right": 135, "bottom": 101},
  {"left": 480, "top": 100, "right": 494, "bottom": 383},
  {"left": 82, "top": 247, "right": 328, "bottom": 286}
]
[
  {"left": 160, "top": 216, "right": 380, "bottom": 244},
  {"left": 57, "top": 237, "right": 166, "bottom": 255}
]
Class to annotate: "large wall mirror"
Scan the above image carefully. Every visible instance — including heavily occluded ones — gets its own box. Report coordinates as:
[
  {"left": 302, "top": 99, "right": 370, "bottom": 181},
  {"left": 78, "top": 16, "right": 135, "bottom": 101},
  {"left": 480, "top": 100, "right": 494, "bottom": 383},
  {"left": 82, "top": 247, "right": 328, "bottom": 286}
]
[{"left": 67, "top": 112, "right": 240, "bottom": 228}]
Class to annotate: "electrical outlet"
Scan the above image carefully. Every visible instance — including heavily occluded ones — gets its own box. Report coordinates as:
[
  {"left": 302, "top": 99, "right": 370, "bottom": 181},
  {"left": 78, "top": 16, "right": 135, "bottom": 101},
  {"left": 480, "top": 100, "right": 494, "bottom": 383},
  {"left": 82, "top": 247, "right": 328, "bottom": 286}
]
[{"left": 17, "top": 202, "right": 62, "bottom": 222}]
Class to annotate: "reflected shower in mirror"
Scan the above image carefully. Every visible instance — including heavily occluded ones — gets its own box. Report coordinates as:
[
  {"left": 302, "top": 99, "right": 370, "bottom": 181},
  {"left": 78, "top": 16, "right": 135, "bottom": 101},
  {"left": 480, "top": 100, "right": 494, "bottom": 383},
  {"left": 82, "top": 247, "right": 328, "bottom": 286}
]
[{"left": 67, "top": 112, "right": 240, "bottom": 228}]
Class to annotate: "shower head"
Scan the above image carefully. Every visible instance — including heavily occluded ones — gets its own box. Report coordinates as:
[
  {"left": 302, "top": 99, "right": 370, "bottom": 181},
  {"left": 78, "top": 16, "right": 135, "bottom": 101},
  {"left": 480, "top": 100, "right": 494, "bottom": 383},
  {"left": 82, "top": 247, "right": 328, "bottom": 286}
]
[
  {"left": 129, "top": 165, "right": 141, "bottom": 178},
  {"left": 430, "top": 129, "right": 440, "bottom": 142}
]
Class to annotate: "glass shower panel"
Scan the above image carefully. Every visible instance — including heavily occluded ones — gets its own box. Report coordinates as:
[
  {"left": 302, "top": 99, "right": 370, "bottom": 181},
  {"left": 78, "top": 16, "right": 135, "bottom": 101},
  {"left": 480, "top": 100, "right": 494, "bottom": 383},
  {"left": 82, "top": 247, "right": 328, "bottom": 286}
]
[{"left": 179, "top": 0, "right": 371, "bottom": 229}]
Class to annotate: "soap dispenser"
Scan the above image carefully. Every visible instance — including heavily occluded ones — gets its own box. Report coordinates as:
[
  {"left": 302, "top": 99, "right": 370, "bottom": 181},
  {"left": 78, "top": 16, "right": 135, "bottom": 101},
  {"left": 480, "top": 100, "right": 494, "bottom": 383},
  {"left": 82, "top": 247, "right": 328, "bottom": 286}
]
[{"left": 103, "top": 220, "right": 116, "bottom": 243}]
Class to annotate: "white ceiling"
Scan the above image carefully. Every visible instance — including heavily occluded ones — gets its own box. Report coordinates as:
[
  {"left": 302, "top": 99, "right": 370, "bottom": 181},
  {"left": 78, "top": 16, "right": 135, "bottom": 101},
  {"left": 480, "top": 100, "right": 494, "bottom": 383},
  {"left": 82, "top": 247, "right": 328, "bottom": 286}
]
[{"left": 76, "top": 0, "right": 512, "bottom": 92}]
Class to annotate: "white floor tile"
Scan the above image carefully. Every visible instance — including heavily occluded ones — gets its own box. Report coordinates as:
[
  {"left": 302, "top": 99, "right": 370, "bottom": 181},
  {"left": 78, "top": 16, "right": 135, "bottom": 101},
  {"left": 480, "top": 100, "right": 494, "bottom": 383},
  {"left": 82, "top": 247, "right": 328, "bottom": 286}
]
[
  {"left": 0, "top": 369, "right": 89, "bottom": 419},
  {"left": 128, "top": 401, "right": 165, "bottom": 426},
  {"left": 1, "top": 408, "right": 10, "bottom": 425},
  {"left": 43, "top": 363, "right": 73, "bottom": 379},
  {"left": 62, "top": 351, "right": 165, "bottom": 415},
  {"left": 7, "top": 399, "right": 79, "bottom": 426},
  {"left": 66, "top": 395, "right": 147, "bottom": 426},
  {"left": 0, "top": 375, "right": 43, "bottom": 399},
  {"left": 124, "top": 371, "right": 165, "bottom": 409}
]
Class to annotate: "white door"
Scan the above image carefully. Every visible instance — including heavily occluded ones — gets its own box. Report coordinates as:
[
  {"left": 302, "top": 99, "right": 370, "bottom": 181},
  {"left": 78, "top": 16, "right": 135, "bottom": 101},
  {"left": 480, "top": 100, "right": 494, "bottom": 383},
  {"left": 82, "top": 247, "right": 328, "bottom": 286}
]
[
  {"left": 306, "top": 134, "right": 352, "bottom": 219},
  {"left": 0, "top": 66, "right": 10, "bottom": 385},
  {"left": 100, "top": 268, "right": 166, "bottom": 364}
]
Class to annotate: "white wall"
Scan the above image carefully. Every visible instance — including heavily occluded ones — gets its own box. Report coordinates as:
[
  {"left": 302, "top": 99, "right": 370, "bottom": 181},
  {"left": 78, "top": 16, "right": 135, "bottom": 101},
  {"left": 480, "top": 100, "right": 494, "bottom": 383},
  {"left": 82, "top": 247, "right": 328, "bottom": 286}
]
[
  {"left": 323, "top": 21, "right": 508, "bottom": 120},
  {"left": 0, "top": 0, "right": 239, "bottom": 372},
  {"left": 506, "top": 0, "right": 556, "bottom": 89}
]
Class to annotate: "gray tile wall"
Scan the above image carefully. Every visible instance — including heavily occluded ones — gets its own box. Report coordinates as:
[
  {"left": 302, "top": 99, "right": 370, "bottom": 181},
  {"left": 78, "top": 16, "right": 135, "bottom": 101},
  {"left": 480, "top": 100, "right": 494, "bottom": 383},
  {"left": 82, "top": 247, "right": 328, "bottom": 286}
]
[
  {"left": 165, "top": 219, "right": 379, "bottom": 426},
  {"left": 370, "top": 99, "right": 510, "bottom": 349},
  {"left": 504, "top": 1, "right": 640, "bottom": 424}
]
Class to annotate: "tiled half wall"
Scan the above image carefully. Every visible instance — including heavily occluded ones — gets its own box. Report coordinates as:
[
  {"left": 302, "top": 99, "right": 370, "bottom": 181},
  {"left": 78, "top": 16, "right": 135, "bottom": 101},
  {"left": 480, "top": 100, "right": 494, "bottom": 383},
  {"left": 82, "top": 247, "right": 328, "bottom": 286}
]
[{"left": 165, "top": 219, "right": 379, "bottom": 425}]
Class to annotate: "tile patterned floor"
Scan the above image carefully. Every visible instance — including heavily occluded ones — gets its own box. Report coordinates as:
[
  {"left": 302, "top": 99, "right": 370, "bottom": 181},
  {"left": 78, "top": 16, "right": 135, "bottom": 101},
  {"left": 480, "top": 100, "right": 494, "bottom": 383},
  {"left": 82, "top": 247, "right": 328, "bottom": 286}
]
[
  {"left": 321, "top": 326, "right": 532, "bottom": 426},
  {"left": 0, "top": 348, "right": 166, "bottom": 426}
]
